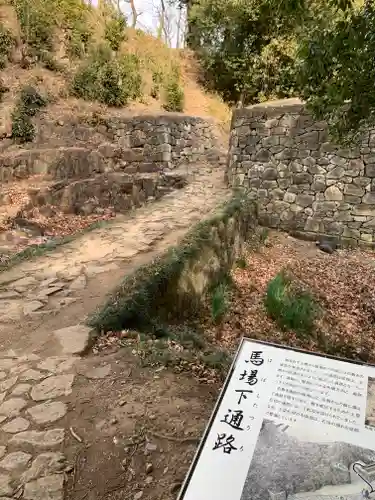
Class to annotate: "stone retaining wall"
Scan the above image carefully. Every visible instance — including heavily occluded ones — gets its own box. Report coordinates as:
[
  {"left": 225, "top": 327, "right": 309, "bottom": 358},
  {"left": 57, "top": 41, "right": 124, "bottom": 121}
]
[
  {"left": 104, "top": 114, "right": 225, "bottom": 170},
  {"left": 89, "top": 194, "right": 256, "bottom": 332},
  {"left": 226, "top": 99, "right": 375, "bottom": 246},
  {"left": 1, "top": 113, "right": 225, "bottom": 182}
]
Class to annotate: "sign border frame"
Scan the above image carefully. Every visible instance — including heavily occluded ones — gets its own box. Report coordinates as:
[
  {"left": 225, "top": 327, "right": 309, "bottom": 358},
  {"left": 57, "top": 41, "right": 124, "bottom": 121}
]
[{"left": 177, "top": 336, "right": 375, "bottom": 499}]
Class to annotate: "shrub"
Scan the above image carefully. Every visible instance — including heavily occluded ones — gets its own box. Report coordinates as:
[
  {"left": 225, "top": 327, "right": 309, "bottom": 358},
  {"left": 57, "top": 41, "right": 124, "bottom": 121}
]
[
  {"left": 39, "top": 50, "right": 63, "bottom": 72},
  {"left": 150, "top": 69, "right": 163, "bottom": 99},
  {"left": 0, "top": 79, "right": 9, "bottom": 102},
  {"left": 0, "top": 23, "right": 15, "bottom": 69},
  {"left": 12, "top": 0, "right": 54, "bottom": 54},
  {"left": 236, "top": 256, "right": 247, "bottom": 269},
  {"left": 211, "top": 282, "right": 230, "bottom": 325},
  {"left": 18, "top": 85, "right": 47, "bottom": 115},
  {"left": 163, "top": 76, "right": 184, "bottom": 112},
  {"left": 264, "top": 272, "right": 319, "bottom": 335},
  {"left": 104, "top": 13, "right": 127, "bottom": 52},
  {"left": 71, "top": 46, "right": 142, "bottom": 107},
  {"left": 66, "top": 21, "right": 92, "bottom": 58},
  {"left": 11, "top": 86, "right": 47, "bottom": 143}
]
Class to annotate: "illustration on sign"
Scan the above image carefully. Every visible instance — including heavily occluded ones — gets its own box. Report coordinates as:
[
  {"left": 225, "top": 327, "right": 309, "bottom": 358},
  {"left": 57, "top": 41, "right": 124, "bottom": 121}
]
[{"left": 179, "top": 338, "right": 375, "bottom": 500}]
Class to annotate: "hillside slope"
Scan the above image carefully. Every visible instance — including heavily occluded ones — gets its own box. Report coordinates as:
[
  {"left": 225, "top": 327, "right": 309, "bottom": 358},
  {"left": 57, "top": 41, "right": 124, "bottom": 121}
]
[
  {"left": 0, "top": 1, "right": 230, "bottom": 139},
  {"left": 0, "top": 0, "right": 230, "bottom": 261}
]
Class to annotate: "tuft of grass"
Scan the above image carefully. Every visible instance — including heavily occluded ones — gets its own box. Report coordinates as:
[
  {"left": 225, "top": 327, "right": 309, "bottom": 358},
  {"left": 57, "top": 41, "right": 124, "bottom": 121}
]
[
  {"left": 199, "top": 348, "right": 231, "bottom": 374},
  {"left": 71, "top": 44, "right": 142, "bottom": 107},
  {"left": 259, "top": 227, "right": 269, "bottom": 244},
  {"left": 211, "top": 282, "right": 230, "bottom": 325},
  {"left": 264, "top": 272, "right": 319, "bottom": 335},
  {"left": 11, "top": 86, "right": 47, "bottom": 143},
  {"left": 127, "top": 328, "right": 232, "bottom": 379}
]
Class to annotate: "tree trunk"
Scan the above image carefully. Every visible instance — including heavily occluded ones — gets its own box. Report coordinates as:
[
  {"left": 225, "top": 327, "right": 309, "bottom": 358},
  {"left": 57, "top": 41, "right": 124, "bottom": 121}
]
[
  {"left": 128, "top": 0, "right": 139, "bottom": 28},
  {"left": 176, "top": 5, "right": 182, "bottom": 48}
]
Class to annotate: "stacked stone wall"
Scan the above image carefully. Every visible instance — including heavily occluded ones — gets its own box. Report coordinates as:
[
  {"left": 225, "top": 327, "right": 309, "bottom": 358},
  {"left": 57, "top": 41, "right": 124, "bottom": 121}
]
[{"left": 226, "top": 99, "right": 375, "bottom": 246}]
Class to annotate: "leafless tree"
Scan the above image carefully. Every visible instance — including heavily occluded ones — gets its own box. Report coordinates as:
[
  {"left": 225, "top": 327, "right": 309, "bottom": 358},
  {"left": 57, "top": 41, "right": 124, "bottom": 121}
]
[{"left": 124, "top": 0, "right": 140, "bottom": 27}]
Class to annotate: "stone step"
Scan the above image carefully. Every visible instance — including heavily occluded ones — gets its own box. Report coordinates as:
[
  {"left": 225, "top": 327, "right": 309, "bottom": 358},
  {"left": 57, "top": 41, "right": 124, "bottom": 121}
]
[
  {"left": 26, "top": 171, "right": 188, "bottom": 215},
  {"left": 0, "top": 147, "right": 106, "bottom": 182}
]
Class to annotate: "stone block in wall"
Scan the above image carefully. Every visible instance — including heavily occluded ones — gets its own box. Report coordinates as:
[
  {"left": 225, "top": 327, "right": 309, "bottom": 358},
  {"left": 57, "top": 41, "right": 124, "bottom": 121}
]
[
  {"left": 296, "top": 194, "right": 314, "bottom": 207},
  {"left": 327, "top": 166, "right": 345, "bottom": 179},
  {"left": 363, "top": 192, "right": 375, "bottom": 204},
  {"left": 321, "top": 142, "right": 338, "bottom": 153},
  {"left": 254, "top": 149, "right": 272, "bottom": 162},
  {"left": 344, "top": 194, "right": 362, "bottom": 204},
  {"left": 304, "top": 217, "right": 323, "bottom": 233},
  {"left": 270, "top": 127, "right": 288, "bottom": 136},
  {"left": 343, "top": 227, "right": 360, "bottom": 239},
  {"left": 295, "top": 131, "right": 319, "bottom": 149},
  {"left": 344, "top": 184, "right": 365, "bottom": 197},
  {"left": 275, "top": 149, "right": 299, "bottom": 161},
  {"left": 352, "top": 205, "right": 375, "bottom": 216},
  {"left": 365, "top": 164, "right": 375, "bottom": 177},
  {"left": 364, "top": 154, "right": 375, "bottom": 165},
  {"left": 361, "top": 233, "right": 373, "bottom": 242},
  {"left": 293, "top": 173, "right": 312, "bottom": 185},
  {"left": 262, "top": 167, "right": 278, "bottom": 180},
  {"left": 325, "top": 221, "right": 344, "bottom": 235}
]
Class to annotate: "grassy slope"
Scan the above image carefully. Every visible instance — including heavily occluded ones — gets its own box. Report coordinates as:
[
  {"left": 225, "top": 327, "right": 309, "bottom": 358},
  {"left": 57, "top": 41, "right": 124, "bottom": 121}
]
[{"left": 0, "top": 1, "right": 231, "bottom": 139}]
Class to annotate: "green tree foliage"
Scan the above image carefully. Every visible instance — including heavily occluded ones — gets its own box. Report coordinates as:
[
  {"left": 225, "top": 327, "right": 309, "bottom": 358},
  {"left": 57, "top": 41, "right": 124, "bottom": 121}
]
[
  {"left": 0, "top": 23, "right": 15, "bottom": 69},
  {"left": 11, "top": 0, "right": 92, "bottom": 58},
  {"left": 296, "top": 1, "right": 375, "bottom": 141},
  {"left": 104, "top": 11, "right": 127, "bottom": 51},
  {"left": 163, "top": 68, "right": 185, "bottom": 112},
  {"left": 185, "top": 0, "right": 356, "bottom": 107},
  {"left": 71, "top": 45, "right": 142, "bottom": 107}
]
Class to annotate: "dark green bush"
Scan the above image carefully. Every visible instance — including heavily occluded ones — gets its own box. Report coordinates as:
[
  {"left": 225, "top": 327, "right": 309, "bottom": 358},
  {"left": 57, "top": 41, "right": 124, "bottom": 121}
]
[
  {"left": 0, "top": 80, "right": 9, "bottom": 102},
  {"left": 71, "top": 46, "right": 142, "bottom": 107},
  {"left": 0, "top": 23, "right": 15, "bottom": 69},
  {"left": 11, "top": 86, "right": 47, "bottom": 143},
  {"left": 104, "top": 13, "right": 127, "bottom": 52},
  {"left": 18, "top": 85, "right": 47, "bottom": 115},
  {"left": 265, "top": 272, "right": 319, "bottom": 335},
  {"left": 163, "top": 78, "right": 184, "bottom": 112}
]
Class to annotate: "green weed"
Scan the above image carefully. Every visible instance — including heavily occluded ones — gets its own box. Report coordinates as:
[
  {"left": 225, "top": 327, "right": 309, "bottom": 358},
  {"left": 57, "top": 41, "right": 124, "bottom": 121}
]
[
  {"left": 211, "top": 282, "right": 230, "bottom": 325},
  {"left": 11, "top": 86, "right": 47, "bottom": 143},
  {"left": 265, "top": 272, "right": 319, "bottom": 335}
]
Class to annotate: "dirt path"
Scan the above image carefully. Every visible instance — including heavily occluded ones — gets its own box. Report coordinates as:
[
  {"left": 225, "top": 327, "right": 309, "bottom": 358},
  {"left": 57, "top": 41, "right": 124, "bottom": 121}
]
[
  {"left": 0, "top": 165, "right": 228, "bottom": 354},
  {"left": 0, "top": 165, "right": 227, "bottom": 500}
]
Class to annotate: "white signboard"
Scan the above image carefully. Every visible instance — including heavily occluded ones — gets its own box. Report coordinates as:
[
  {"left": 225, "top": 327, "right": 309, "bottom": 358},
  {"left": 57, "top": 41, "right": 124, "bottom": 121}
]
[{"left": 179, "top": 338, "right": 375, "bottom": 500}]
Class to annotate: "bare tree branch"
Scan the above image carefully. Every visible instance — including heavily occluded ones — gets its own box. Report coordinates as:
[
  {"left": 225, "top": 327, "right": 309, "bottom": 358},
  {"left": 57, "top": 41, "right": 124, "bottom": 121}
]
[{"left": 124, "top": 0, "right": 140, "bottom": 27}]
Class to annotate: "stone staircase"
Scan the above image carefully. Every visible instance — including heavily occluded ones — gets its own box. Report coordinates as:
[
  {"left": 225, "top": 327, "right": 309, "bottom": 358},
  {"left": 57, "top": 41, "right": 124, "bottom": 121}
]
[{"left": 0, "top": 112, "right": 227, "bottom": 254}]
